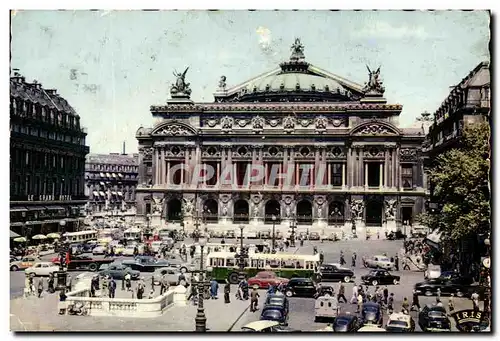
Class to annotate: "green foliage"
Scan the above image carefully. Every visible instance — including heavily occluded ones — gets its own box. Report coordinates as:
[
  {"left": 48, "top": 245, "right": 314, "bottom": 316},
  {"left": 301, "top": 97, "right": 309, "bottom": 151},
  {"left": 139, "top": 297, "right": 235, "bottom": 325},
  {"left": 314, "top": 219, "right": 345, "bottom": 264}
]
[{"left": 426, "top": 121, "right": 491, "bottom": 241}]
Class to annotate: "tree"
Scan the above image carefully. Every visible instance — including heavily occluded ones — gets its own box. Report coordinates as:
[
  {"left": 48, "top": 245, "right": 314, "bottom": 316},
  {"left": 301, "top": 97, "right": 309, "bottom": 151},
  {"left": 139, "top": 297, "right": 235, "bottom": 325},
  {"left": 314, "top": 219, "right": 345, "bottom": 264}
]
[{"left": 419, "top": 120, "right": 491, "bottom": 241}]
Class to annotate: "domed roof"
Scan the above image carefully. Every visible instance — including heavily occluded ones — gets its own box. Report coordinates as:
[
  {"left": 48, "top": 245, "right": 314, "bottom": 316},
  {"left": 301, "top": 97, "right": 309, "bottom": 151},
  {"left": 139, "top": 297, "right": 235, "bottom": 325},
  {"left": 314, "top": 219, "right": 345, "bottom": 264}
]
[{"left": 214, "top": 39, "right": 365, "bottom": 103}]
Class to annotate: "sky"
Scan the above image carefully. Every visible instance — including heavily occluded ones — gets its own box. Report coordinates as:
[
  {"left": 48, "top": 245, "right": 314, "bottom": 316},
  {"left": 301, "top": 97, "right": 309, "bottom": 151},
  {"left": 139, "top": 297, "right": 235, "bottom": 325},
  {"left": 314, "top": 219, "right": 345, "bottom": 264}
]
[{"left": 10, "top": 10, "right": 490, "bottom": 154}]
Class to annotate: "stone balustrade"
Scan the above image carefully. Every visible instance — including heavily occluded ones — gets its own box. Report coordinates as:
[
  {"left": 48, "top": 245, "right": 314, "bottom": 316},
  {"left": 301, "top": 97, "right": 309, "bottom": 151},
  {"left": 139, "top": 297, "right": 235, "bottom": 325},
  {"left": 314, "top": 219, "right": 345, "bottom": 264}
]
[{"left": 64, "top": 285, "right": 190, "bottom": 317}]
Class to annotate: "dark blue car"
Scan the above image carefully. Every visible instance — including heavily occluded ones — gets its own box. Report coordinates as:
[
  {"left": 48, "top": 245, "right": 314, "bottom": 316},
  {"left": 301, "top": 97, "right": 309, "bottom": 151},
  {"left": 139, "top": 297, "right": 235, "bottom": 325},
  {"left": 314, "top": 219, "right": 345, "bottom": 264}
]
[
  {"left": 260, "top": 306, "right": 288, "bottom": 325},
  {"left": 361, "top": 302, "right": 383, "bottom": 326}
]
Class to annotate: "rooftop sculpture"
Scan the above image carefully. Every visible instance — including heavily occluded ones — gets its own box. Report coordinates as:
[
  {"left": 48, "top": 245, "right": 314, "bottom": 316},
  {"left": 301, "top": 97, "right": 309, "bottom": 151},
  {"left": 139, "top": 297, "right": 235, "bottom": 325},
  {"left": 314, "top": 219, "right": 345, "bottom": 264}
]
[
  {"left": 170, "top": 67, "right": 192, "bottom": 98},
  {"left": 363, "top": 65, "right": 385, "bottom": 96}
]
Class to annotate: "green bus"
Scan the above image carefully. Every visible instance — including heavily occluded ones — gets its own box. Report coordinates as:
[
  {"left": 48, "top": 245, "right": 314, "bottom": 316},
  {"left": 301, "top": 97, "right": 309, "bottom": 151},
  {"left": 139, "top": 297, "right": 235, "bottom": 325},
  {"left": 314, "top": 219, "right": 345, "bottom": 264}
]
[{"left": 206, "top": 251, "right": 320, "bottom": 284}]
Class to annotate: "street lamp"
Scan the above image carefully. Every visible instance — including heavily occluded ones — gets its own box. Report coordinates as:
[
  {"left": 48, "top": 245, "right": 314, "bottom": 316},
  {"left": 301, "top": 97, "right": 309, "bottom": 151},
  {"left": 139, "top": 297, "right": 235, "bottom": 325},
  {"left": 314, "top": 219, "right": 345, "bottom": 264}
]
[
  {"left": 195, "top": 237, "right": 208, "bottom": 332},
  {"left": 289, "top": 217, "right": 296, "bottom": 247},
  {"left": 55, "top": 220, "right": 68, "bottom": 291},
  {"left": 238, "top": 225, "right": 246, "bottom": 282},
  {"left": 271, "top": 215, "right": 277, "bottom": 253}
]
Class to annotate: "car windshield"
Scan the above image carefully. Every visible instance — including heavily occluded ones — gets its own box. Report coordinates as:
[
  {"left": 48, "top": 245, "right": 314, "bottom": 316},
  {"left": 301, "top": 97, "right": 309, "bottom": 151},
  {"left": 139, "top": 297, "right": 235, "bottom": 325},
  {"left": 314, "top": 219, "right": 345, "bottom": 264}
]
[
  {"left": 363, "top": 306, "right": 379, "bottom": 313},
  {"left": 429, "top": 311, "right": 448, "bottom": 319},
  {"left": 368, "top": 270, "right": 379, "bottom": 276},
  {"left": 261, "top": 310, "right": 283, "bottom": 320},
  {"left": 334, "top": 317, "right": 351, "bottom": 326}
]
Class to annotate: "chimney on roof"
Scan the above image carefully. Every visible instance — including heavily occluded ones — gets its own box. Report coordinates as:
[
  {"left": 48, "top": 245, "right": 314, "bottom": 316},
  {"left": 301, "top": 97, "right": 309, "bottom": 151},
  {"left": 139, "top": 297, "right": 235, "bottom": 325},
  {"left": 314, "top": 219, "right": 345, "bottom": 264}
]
[
  {"left": 46, "top": 89, "right": 58, "bottom": 95},
  {"left": 122, "top": 141, "right": 126, "bottom": 155}
]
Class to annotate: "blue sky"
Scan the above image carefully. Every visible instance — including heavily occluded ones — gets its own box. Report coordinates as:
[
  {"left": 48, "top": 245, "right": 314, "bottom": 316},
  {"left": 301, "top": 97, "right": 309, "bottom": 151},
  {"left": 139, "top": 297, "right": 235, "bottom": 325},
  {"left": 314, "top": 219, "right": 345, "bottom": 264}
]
[{"left": 11, "top": 10, "right": 490, "bottom": 154}]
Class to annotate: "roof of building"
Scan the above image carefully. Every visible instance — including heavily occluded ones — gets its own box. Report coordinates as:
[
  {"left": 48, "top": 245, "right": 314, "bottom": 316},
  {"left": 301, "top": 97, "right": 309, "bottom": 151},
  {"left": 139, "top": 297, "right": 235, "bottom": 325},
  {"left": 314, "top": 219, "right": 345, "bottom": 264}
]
[{"left": 86, "top": 153, "right": 139, "bottom": 165}]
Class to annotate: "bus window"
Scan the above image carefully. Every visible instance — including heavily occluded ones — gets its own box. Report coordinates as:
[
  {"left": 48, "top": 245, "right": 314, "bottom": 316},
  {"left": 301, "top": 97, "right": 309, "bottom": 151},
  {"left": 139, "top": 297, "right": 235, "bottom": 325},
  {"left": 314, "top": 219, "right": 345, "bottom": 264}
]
[
  {"left": 226, "top": 258, "right": 236, "bottom": 266},
  {"left": 296, "top": 261, "right": 304, "bottom": 269}
]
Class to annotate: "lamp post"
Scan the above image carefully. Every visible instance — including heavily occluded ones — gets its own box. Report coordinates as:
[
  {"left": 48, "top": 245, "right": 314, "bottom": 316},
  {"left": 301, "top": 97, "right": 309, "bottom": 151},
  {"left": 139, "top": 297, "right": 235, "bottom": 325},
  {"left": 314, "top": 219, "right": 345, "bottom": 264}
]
[
  {"left": 271, "top": 215, "right": 277, "bottom": 253},
  {"left": 238, "top": 225, "right": 246, "bottom": 282},
  {"left": 289, "top": 217, "right": 296, "bottom": 247},
  {"left": 195, "top": 237, "right": 207, "bottom": 332},
  {"left": 55, "top": 220, "right": 68, "bottom": 291}
]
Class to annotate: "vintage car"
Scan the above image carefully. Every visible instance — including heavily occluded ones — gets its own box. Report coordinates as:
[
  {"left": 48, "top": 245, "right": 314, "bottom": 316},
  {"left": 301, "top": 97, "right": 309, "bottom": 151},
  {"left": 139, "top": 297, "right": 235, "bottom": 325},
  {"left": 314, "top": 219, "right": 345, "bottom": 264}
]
[
  {"left": 386, "top": 313, "right": 415, "bottom": 332},
  {"left": 98, "top": 263, "right": 140, "bottom": 280},
  {"left": 248, "top": 271, "right": 289, "bottom": 289},
  {"left": 360, "top": 302, "right": 383, "bottom": 326},
  {"left": 309, "top": 232, "right": 320, "bottom": 240},
  {"left": 122, "top": 256, "right": 172, "bottom": 272},
  {"left": 414, "top": 277, "right": 472, "bottom": 297},
  {"left": 284, "top": 278, "right": 317, "bottom": 298},
  {"left": 317, "top": 263, "right": 355, "bottom": 283},
  {"left": 320, "top": 233, "right": 339, "bottom": 242},
  {"left": 24, "top": 262, "right": 60, "bottom": 277},
  {"left": 153, "top": 266, "right": 192, "bottom": 286},
  {"left": 314, "top": 285, "right": 335, "bottom": 298},
  {"left": 260, "top": 305, "right": 289, "bottom": 325},
  {"left": 418, "top": 305, "right": 451, "bottom": 332},
  {"left": 264, "top": 294, "right": 289, "bottom": 315},
  {"left": 10, "top": 256, "right": 40, "bottom": 271},
  {"left": 314, "top": 296, "right": 339, "bottom": 322},
  {"left": 332, "top": 314, "right": 360, "bottom": 332},
  {"left": 242, "top": 320, "right": 299, "bottom": 332},
  {"left": 361, "top": 269, "right": 400, "bottom": 286},
  {"left": 364, "top": 255, "right": 395, "bottom": 270},
  {"left": 53, "top": 254, "right": 115, "bottom": 272}
]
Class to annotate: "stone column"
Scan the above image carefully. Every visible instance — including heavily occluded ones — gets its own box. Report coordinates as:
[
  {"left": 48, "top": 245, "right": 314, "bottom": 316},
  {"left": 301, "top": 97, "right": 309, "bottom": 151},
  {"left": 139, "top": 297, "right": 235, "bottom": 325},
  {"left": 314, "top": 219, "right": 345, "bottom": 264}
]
[
  {"left": 342, "top": 163, "right": 346, "bottom": 188},
  {"left": 184, "top": 146, "right": 191, "bottom": 186},
  {"left": 166, "top": 161, "right": 170, "bottom": 185},
  {"left": 153, "top": 148, "right": 159, "bottom": 185},
  {"left": 161, "top": 148, "right": 166, "bottom": 185},
  {"left": 379, "top": 163, "right": 383, "bottom": 188},
  {"left": 314, "top": 145, "right": 320, "bottom": 189},
  {"left": 384, "top": 146, "right": 389, "bottom": 188},
  {"left": 288, "top": 146, "right": 295, "bottom": 188},
  {"left": 364, "top": 163, "right": 368, "bottom": 189},
  {"left": 359, "top": 146, "right": 364, "bottom": 188},
  {"left": 395, "top": 146, "right": 400, "bottom": 189},
  {"left": 412, "top": 162, "right": 418, "bottom": 189},
  {"left": 327, "top": 164, "right": 332, "bottom": 186},
  {"left": 282, "top": 147, "right": 288, "bottom": 188},
  {"left": 226, "top": 146, "right": 232, "bottom": 187}
]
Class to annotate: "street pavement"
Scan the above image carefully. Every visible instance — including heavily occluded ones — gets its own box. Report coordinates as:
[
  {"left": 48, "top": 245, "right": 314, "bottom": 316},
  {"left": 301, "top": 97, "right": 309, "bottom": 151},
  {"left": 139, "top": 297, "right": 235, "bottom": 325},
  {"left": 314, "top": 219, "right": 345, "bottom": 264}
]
[{"left": 9, "top": 238, "right": 477, "bottom": 331}]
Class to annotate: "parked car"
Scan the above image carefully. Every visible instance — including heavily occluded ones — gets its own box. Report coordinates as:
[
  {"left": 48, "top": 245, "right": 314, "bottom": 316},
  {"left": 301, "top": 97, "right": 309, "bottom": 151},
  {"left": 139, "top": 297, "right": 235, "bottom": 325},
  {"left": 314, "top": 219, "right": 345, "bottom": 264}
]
[
  {"left": 10, "top": 256, "right": 41, "bottom": 271},
  {"left": 98, "top": 263, "right": 140, "bottom": 280},
  {"left": 414, "top": 277, "right": 472, "bottom": 297},
  {"left": 360, "top": 302, "right": 383, "bottom": 326},
  {"left": 53, "top": 255, "right": 115, "bottom": 272},
  {"left": 317, "top": 263, "right": 355, "bottom": 283},
  {"left": 309, "top": 232, "right": 320, "bottom": 241},
  {"left": 24, "top": 262, "right": 60, "bottom": 277},
  {"left": 248, "top": 271, "right": 289, "bottom": 289},
  {"left": 224, "top": 230, "right": 236, "bottom": 239},
  {"left": 260, "top": 305, "right": 289, "bottom": 325},
  {"left": 264, "top": 294, "right": 289, "bottom": 315},
  {"left": 122, "top": 256, "right": 172, "bottom": 272},
  {"left": 332, "top": 314, "right": 360, "bottom": 332},
  {"left": 418, "top": 305, "right": 451, "bottom": 331},
  {"left": 241, "top": 320, "right": 299, "bottom": 332},
  {"left": 364, "top": 255, "right": 395, "bottom": 270},
  {"left": 284, "top": 278, "right": 317, "bottom": 298},
  {"left": 361, "top": 269, "right": 400, "bottom": 286},
  {"left": 153, "top": 267, "right": 192, "bottom": 286},
  {"left": 386, "top": 312, "right": 415, "bottom": 332}
]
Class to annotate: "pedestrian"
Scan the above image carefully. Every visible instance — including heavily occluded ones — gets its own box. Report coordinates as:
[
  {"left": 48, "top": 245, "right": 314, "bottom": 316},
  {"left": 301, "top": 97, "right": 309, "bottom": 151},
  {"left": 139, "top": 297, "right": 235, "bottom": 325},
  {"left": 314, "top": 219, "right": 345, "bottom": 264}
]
[
  {"left": 350, "top": 283, "right": 358, "bottom": 304},
  {"left": 160, "top": 274, "right": 168, "bottom": 295},
  {"left": 411, "top": 289, "right": 420, "bottom": 311},
  {"left": 37, "top": 278, "right": 44, "bottom": 298},
  {"left": 125, "top": 273, "right": 132, "bottom": 291},
  {"left": 148, "top": 289, "right": 155, "bottom": 299},
  {"left": 188, "top": 283, "right": 198, "bottom": 304},
  {"left": 66, "top": 275, "right": 73, "bottom": 292},
  {"left": 210, "top": 278, "right": 219, "bottom": 299},
  {"left": 337, "top": 283, "right": 347, "bottom": 303},
  {"left": 340, "top": 250, "right": 345, "bottom": 266},
  {"left": 387, "top": 293, "right": 394, "bottom": 314},
  {"left": 48, "top": 273, "right": 55, "bottom": 293},
  {"left": 448, "top": 294, "right": 455, "bottom": 313},
  {"left": 90, "top": 276, "right": 97, "bottom": 297},
  {"left": 224, "top": 279, "right": 231, "bottom": 304},
  {"left": 267, "top": 284, "right": 275, "bottom": 295},
  {"left": 351, "top": 252, "right": 357, "bottom": 267},
  {"left": 356, "top": 293, "right": 363, "bottom": 313},
  {"left": 471, "top": 291, "right": 480, "bottom": 312},
  {"left": 58, "top": 289, "right": 67, "bottom": 315},
  {"left": 250, "top": 286, "right": 260, "bottom": 312},
  {"left": 151, "top": 275, "right": 155, "bottom": 292},
  {"left": 435, "top": 298, "right": 443, "bottom": 308},
  {"left": 403, "top": 258, "right": 411, "bottom": 271},
  {"left": 137, "top": 277, "right": 145, "bottom": 299},
  {"left": 109, "top": 278, "right": 116, "bottom": 298},
  {"left": 436, "top": 288, "right": 441, "bottom": 301},
  {"left": 313, "top": 246, "right": 318, "bottom": 255},
  {"left": 102, "top": 276, "right": 109, "bottom": 297},
  {"left": 402, "top": 297, "right": 410, "bottom": 314},
  {"left": 319, "top": 251, "right": 324, "bottom": 264},
  {"left": 383, "top": 286, "right": 389, "bottom": 305},
  {"left": 394, "top": 255, "right": 399, "bottom": 271}
]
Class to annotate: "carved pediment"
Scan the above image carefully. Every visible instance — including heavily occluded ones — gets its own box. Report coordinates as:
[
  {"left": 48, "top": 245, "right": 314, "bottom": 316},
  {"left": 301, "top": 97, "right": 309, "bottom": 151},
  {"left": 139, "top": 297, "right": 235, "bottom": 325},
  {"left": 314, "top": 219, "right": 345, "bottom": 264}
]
[
  {"left": 151, "top": 122, "right": 197, "bottom": 136},
  {"left": 350, "top": 121, "right": 400, "bottom": 136}
]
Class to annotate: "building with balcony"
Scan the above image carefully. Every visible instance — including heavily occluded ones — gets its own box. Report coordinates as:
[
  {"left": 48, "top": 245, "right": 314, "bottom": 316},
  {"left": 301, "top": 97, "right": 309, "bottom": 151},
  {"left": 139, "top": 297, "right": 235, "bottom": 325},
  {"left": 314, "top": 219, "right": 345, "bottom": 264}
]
[
  {"left": 84, "top": 153, "right": 139, "bottom": 216},
  {"left": 423, "top": 61, "right": 490, "bottom": 157},
  {"left": 135, "top": 39, "right": 427, "bottom": 237},
  {"left": 10, "top": 70, "right": 89, "bottom": 237}
]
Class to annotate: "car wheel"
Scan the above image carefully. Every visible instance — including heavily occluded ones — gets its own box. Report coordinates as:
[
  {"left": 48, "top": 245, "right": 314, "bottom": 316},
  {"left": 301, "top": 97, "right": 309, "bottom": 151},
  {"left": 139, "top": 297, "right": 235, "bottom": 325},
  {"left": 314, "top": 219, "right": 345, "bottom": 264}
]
[
  {"left": 88, "top": 263, "right": 98, "bottom": 272},
  {"left": 285, "top": 290, "right": 293, "bottom": 297},
  {"left": 10, "top": 265, "right": 19, "bottom": 271},
  {"left": 424, "top": 290, "right": 433, "bottom": 297},
  {"left": 344, "top": 276, "right": 351, "bottom": 283},
  {"left": 372, "top": 280, "right": 378, "bottom": 286},
  {"left": 456, "top": 290, "right": 464, "bottom": 298},
  {"left": 228, "top": 272, "right": 239, "bottom": 285},
  {"left": 393, "top": 279, "right": 399, "bottom": 285}
]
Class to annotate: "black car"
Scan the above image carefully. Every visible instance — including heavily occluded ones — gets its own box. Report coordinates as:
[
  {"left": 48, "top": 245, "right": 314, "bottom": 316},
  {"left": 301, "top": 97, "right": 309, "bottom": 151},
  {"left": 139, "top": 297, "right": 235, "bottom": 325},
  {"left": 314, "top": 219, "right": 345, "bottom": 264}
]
[
  {"left": 414, "top": 277, "right": 472, "bottom": 297},
  {"left": 284, "top": 278, "right": 317, "bottom": 298},
  {"left": 361, "top": 302, "right": 383, "bottom": 326},
  {"left": 318, "top": 263, "right": 355, "bottom": 283},
  {"left": 332, "top": 314, "right": 360, "bottom": 332},
  {"left": 361, "top": 269, "right": 400, "bottom": 286},
  {"left": 264, "top": 294, "right": 289, "bottom": 315},
  {"left": 418, "top": 305, "right": 451, "bottom": 331},
  {"left": 260, "top": 306, "right": 289, "bottom": 325},
  {"left": 122, "top": 256, "right": 171, "bottom": 272}
]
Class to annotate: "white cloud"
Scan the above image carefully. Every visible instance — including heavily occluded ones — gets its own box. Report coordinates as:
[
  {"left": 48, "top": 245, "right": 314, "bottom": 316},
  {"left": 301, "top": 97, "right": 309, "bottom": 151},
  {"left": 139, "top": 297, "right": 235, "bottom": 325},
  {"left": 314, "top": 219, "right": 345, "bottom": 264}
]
[{"left": 355, "top": 21, "right": 429, "bottom": 39}]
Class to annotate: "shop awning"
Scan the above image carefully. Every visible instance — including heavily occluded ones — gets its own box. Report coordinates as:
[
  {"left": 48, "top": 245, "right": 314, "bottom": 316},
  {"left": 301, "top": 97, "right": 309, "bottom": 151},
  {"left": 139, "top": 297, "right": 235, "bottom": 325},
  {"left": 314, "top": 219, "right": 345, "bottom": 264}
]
[
  {"left": 45, "top": 206, "right": 65, "bottom": 211},
  {"left": 99, "top": 191, "right": 106, "bottom": 196},
  {"left": 10, "top": 230, "right": 21, "bottom": 238},
  {"left": 10, "top": 207, "right": 27, "bottom": 212},
  {"left": 27, "top": 207, "right": 45, "bottom": 211}
]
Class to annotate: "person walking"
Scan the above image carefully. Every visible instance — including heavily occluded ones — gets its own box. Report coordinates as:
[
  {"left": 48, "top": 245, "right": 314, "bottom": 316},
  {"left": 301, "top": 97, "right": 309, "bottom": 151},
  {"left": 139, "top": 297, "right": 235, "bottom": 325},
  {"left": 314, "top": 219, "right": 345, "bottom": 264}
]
[
  {"left": 403, "top": 258, "right": 411, "bottom": 271},
  {"left": 319, "top": 251, "right": 324, "bottom": 265},
  {"left": 37, "top": 278, "right": 44, "bottom": 298},
  {"left": 383, "top": 286, "right": 389, "bottom": 305},
  {"left": 250, "top": 286, "right": 260, "bottom": 312},
  {"left": 448, "top": 294, "right": 455, "bottom": 314},
  {"left": 411, "top": 289, "right": 421, "bottom": 311},
  {"left": 340, "top": 251, "right": 346, "bottom": 266},
  {"left": 102, "top": 276, "right": 109, "bottom": 297},
  {"left": 350, "top": 283, "right": 358, "bottom": 304},
  {"left": 394, "top": 254, "right": 399, "bottom": 271},
  {"left": 66, "top": 275, "right": 73, "bottom": 292},
  {"left": 401, "top": 297, "right": 410, "bottom": 314},
  {"left": 137, "top": 278, "right": 145, "bottom": 299},
  {"left": 351, "top": 252, "right": 357, "bottom": 267},
  {"left": 109, "top": 278, "right": 117, "bottom": 298},
  {"left": 48, "top": 273, "right": 55, "bottom": 293},
  {"left": 337, "top": 283, "right": 347, "bottom": 303},
  {"left": 125, "top": 273, "right": 132, "bottom": 292},
  {"left": 471, "top": 291, "right": 480, "bottom": 312},
  {"left": 387, "top": 293, "right": 394, "bottom": 314},
  {"left": 224, "top": 279, "right": 231, "bottom": 304},
  {"left": 356, "top": 292, "right": 363, "bottom": 313},
  {"left": 210, "top": 278, "right": 219, "bottom": 299},
  {"left": 160, "top": 274, "right": 168, "bottom": 295}
]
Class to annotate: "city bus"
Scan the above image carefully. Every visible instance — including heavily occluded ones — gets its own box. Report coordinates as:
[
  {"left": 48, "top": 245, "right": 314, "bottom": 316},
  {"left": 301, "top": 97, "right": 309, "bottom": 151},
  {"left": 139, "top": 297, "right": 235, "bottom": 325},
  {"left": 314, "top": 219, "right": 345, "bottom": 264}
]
[
  {"left": 62, "top": 230, "right": 99, "bottom": 244},
  {"left": 124, "top": 227, "right": 142, "bottom": 241},
  {"left": 206, "top": 251, "right": 320, "bottom": 284}
]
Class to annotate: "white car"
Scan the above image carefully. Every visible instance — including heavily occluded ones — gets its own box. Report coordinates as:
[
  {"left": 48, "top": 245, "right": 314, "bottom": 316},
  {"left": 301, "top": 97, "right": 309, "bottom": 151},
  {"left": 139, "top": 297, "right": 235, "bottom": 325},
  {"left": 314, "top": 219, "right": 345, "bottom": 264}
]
[
  {"left": 92, "top": 246, "right": 107, "bottom": 255},
  {"left": 153, "top": 267, "right": 191, "bottom": 286},
  {"left": 122, "top": 245, "right": 137, "bottom": 256},
  {"left": 25, "top": 262, "right": 60, "bottom": 277},
  {"left": 364, "top": 255, "right": 395, "bottom": 270}
]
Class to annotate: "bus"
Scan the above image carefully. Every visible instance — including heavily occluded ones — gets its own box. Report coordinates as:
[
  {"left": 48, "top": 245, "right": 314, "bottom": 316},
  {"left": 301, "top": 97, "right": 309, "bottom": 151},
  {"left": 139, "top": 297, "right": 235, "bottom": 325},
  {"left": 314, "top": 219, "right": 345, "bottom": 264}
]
[
  {"left": 206, "top": 251, "right": 320, "bottom": 284},
  {"left": 124, "top": 227, "right": 142, "bottom": 241},
  {"left": 63, "top": 230, "right": 98, "bottom": 244}
]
